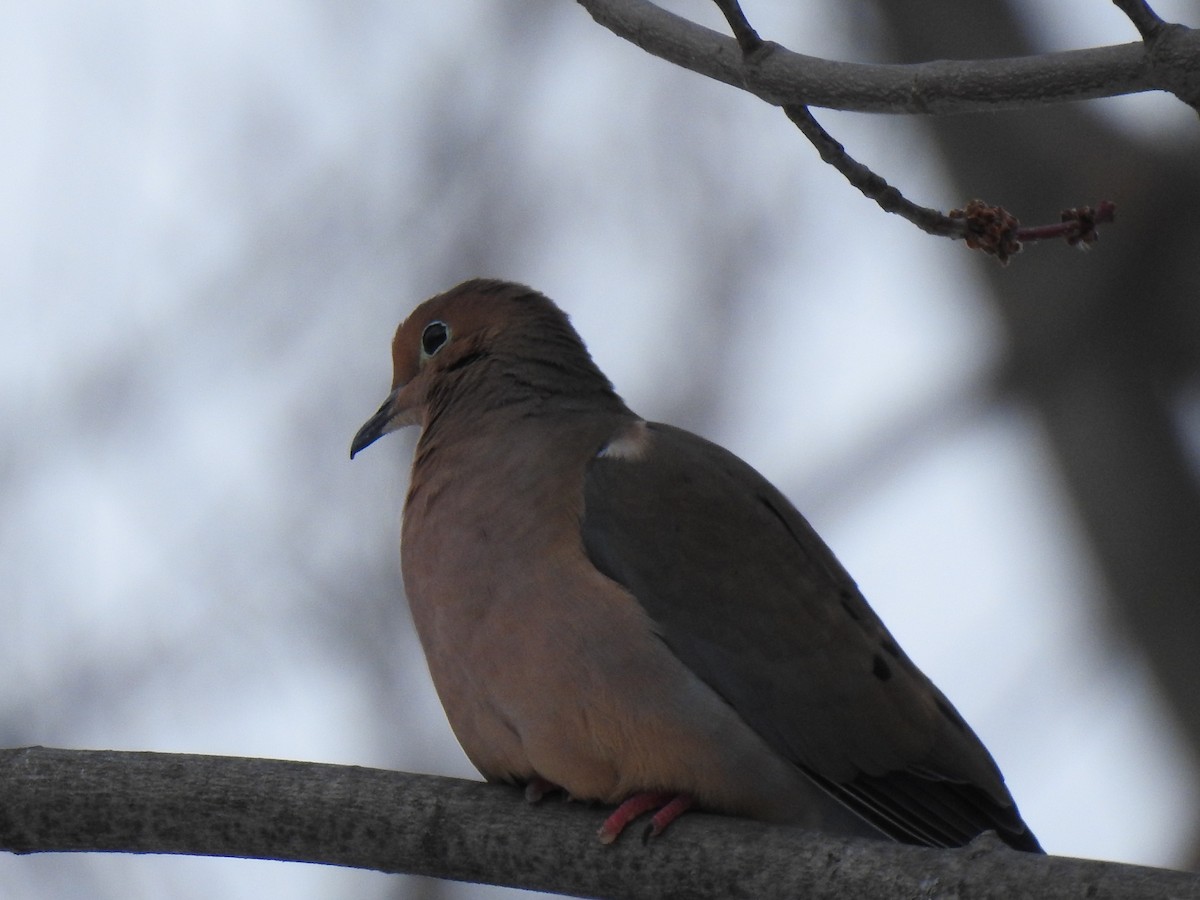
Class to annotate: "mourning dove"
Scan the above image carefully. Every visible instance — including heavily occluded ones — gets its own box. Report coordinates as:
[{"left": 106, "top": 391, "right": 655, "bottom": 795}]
[{"left": 351, "top": 278, "right": 1042, "bottom": 852}]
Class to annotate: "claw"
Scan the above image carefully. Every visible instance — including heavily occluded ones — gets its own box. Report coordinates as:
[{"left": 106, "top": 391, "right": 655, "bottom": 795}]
[{"left": 598, "top": 792, "right": 693, "bottom": 844}]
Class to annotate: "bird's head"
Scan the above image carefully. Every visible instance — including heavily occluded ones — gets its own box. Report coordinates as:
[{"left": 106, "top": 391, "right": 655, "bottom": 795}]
[{"left": 350, "top": 278, "right": 619, "bottom": 458}]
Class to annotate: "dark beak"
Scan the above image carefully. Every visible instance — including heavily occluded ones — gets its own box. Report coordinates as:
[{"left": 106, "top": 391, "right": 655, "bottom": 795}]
[{"left": 350, "top": 389, "right": 400, "bottom": 459}]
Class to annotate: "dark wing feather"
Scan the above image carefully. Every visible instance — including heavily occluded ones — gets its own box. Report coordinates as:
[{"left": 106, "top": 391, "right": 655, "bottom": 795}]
[{"left": 581, "top": 422, "right": 1041, "bottom": 852}]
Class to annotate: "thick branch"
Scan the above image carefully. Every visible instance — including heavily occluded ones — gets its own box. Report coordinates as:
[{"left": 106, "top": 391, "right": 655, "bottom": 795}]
[
  {"left": 2, "top": 747, "right": 1197, "bottom": 899},
  {"left": 577, "top": 0, "right": 1200, "bottom": 114}
]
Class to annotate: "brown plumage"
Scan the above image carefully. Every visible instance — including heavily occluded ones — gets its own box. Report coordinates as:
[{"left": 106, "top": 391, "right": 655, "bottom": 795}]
[{"left": 351, "top": 278, "right": 1042, "bottom": 852}]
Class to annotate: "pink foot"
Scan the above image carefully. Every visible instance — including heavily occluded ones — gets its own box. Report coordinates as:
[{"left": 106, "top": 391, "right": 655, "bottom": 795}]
[
  {"left": 598, "top": 792, "right": 694, "bottom": 844},
  {"left": 648, "top": 794, "right": 694, "bottom": 838}
]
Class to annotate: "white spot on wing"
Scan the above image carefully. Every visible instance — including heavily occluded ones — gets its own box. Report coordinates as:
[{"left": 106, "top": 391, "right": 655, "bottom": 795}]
[{"left": 597, "top": 420, "right": 650, "bottom": 461}]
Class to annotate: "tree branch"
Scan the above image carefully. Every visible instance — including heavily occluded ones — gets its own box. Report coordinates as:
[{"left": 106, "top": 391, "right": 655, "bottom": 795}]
[
  {"left": 779, "top": 103, "right": 968, "bottom": 240},
  {"left": 1113, "top": 0, "right": 1167, "bottom": 43},
  {"left": 578, "top": 0, "right": 1141, "bottom": 258},
  {"left": 2, "top": 747, "right": 1197, "bottom": 898},
  {"left": 576, "top": 0, "right": 1200, "bottom": 115},
  {"left": 711, "top": 0, "right": 763, "bottom": 56}
]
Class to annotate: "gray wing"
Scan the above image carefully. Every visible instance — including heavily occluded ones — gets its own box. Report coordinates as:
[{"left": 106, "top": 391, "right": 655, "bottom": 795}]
[{"left": 581, "top": 422, "right": 1041, "bottom": 852}]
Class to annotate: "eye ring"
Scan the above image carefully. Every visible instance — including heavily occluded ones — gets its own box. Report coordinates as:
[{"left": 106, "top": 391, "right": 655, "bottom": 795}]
[{"left": 421, "top": 320, "right": 450, "bottom": 358}]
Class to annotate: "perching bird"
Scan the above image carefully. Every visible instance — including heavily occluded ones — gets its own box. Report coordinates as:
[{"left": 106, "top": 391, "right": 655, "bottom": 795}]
[{"left": 350, "top": 278, "right": 1042, "bottom": 852}]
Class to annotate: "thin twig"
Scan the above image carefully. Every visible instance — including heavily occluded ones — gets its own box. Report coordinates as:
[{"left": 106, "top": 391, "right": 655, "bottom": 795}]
[
  {"left": 1017, "top": 202, "right": 1117, "bottom": 247},
  {"left": 947, "top": 200, "right": 1116, "bottom": 264},
  {"left": 714, "top": 1, "right": 968, "bottom": 240},
  {"left": 708, "top": 3, "right": 1118, "bottom": 261},
  {"left": 1111, "top": 0, "right": 1166, "bottom": 42},
  {"left": 712, "top": 0, "right": 763, "bottom": 56},
  {"left": 783, "top": 105, "right": 965, "bottom": 239}
]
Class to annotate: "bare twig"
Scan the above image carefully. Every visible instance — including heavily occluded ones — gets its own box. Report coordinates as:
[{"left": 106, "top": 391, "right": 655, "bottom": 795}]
[
  {"left": 1018, "top": 202, "right": 1117, "bottom": 249},
  {"left": 712, "top": 0, "right": 763, "bottom": 56},
  {"left": 786, "top": 106, "right": 1117, "bottom": 262},
  {"left": 704, "top": 5, "right": 1119, "bottom": 261},
  {"left": 1112, "top": 0, "right": 1166, "bottom": 42},
  {"left": 944, "top": 200, "right": 1117, "bottom": 265},
  {"left": 708, "top": 4, "right": 974, "bottom": 245},
  {"left": 714, "top": 0, "right": 973, "bottom": 242},
  {"left": 782, "top": 104, "right": 965, "bottom": 239}
]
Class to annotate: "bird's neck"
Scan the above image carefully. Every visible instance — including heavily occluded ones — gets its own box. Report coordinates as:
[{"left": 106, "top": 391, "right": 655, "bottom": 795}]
[
  {"left": 413, "top": 401, "right": 632, "bottom": 493},
  {"left": 401, "top": 404, "right": 636, "bottom": 588}
]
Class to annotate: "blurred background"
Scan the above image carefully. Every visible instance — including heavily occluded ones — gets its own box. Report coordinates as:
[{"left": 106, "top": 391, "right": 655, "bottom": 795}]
[{"left": 3, "top": 0, "right": 1199, "bottom": 896}]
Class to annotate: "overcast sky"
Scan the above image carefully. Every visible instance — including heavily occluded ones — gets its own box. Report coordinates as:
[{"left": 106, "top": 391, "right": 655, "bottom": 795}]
[{"left": 3, "top": 2, "right": 1199, "bottom": 898}]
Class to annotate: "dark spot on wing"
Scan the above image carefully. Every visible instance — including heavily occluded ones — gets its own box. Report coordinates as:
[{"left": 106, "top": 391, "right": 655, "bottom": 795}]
[{"left": 872, "top": 654, "right": 892, "bottom": 681}]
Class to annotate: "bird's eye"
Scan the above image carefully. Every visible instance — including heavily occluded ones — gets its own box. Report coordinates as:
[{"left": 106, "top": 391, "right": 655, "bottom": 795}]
[{"left": 421, "top": 320, "right": 450, "bottom": 357}]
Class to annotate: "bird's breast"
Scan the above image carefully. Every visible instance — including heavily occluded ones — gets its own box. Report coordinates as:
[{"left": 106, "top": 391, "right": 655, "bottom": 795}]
[
  {"left": 399, "top": 432, "right": 612, "bottom": 781},
  {"left": 395, "top": 435, "right": 833, "bottom": 819}
]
